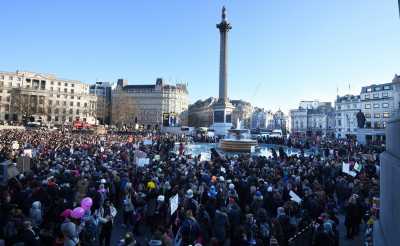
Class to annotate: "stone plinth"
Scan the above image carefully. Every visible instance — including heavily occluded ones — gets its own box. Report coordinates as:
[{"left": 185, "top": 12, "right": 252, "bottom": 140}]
[{"left": 374, "top": 114, "right": 400, "bottom": 246}]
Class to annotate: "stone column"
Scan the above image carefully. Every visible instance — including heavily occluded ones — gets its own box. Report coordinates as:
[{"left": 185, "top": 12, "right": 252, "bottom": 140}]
[{"left": 217, "top": 6, "right": 232, "bottom": 103}]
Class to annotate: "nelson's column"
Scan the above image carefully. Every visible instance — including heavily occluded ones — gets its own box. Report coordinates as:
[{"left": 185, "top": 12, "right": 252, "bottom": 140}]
[{"left": 212, "top": 6, "right": 235, "bottom": 136}]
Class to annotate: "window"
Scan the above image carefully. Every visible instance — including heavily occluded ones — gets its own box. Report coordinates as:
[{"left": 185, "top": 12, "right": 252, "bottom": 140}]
[
  {"left": 373, "top": 93, "right": 379, "bottom": 98},
  {"left": 382, "top": 92, "right": 388, "bottom": 97},
  {"left": 57, "top": 88, "right": 61, "bottom": 92},
  {"left": 337, "top": 113, "right": 341, "bottom": 117},
  {"left": 373, "top": 103, "right": 379, "bottom": 108},
  {"left": 71, "top": 84, "right": 75, "bottom": 87},
  {"left": 69, "top": 109, "right": 73, "bottom": 114},
  {"left": 71, "top": 89, "right": 74, "bottom": 94},
  {"left": 77, "top": 102, "right": 80, "bottom": 107},
  {"left": 366, "top": 88, "right": 372, "bottom": 92},
  {"left": 374, "top": 86, "right": 381, "bottom": 91},
  {"left": 71, "top": 96, "right": 74, "bottom": 99},
  {"left": 55, "top": 116, "right": 59, "bottom": 122},
  {"left": 383, "top": 112, "right": 390, "bottom": 118},
  {"left": 6, "top": 96, "right": 10, "bottom": 102},
  {"left": 337, "top": 120, "right": 341, "bottom": 126},
  {"left": 26, "top": 78, "right": 31, "bottom": 82},
  {"left": 9, "top": 76, "right": 13, "bottom": 80},
  {"left": 57, "top": 94, "right": 60, "bottom": 98},
  {"left": 76, "top": 109, "right": 80, "bottom": 115},
  {"left": 50, "top": 87, "right": 53, "bottom": 91},
  {"left": 63, "top": 101, "right": 66, "bottom": 106},
  {"left": 365, "top": 104, "right": 371, "bottom": 109},
  {"left": 64, "top": 83, "right": 68, "bottom": 87},
  {"left": 84, "top": 102, "right": 87, "bottom": 108},
  {"left": 382, "top": 103, "right": 389, "bottom": 108},
  {"left": 55, "top": 108, "right": 59, "bottom": 114},
  {"left": 70, "top": 102, "right": 73, "bottom": 106},
  {"left": 337, "top": 106, "right": 341, "bottom": 110},
  {"left": 64, "top": 88, "right": 67, "bottom": 93},
  {"left": 365, "top": 94, "right": 370, "bottom": 99},
  {"left": 374, "top": 113, "right": 380, "bottom": 118},
  {"left": 384, "top": 85, "right": 391, "bottom": 90},
  {"left": 49, "top": 100, "right": 52, "bottom": 105},
  {"left": 353, "top": 104, "right": 357, "bottom": 108},
  {"left": 365, "top": 113, "right": 371, "bottom": 118},
  {"left": 50, "top": 81, "right": 54, "bottom": 85},
  {"left": 58, "top": 82, "right": 61, "bottom": 86},
  {"left": 63, "top": 108, "right": 66, "bottom": 114},
  {"left": 56, "top": 101, "right": 60, "bottom": 106}
]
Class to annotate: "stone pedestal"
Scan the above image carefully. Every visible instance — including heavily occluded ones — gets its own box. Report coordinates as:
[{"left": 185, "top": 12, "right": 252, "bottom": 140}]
[
  {"left": 374, "top": 114, "right": 400, "bottom": 246},
  {"left": 211, "top": 101, "right": 234, "bottom": 136},
  {"left": 356, "top": 128, "right": 385, "bottom": 145}
]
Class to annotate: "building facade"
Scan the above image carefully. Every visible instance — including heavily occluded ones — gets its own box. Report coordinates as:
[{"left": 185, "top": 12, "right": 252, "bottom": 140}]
[
  {"left": 0, "top": 71, "right": 97, "bottom": 125},
  {"left": 270, "top": 110, "right": 288, "bottom": 133},
  {"left": 357, "top": 75, "right": 400, "bottom": 142},
  {"left": 334, "top": 95, "right": 361, "bottom": 139},
  {"left": 251, "top": 107, "right": 272, "bottom": 129},
  {"left": 89, "top": 81, "right": 112, "bottom": 125},
  {"left": 231, "top": 100, "right": 252, "bottom": 129},
  {"left": 290, "top": 101, "right": 335, "bottom": 136},
  {"left": 111, "top": 78, "right": 188, "bottom": 129},
  {"left": 188, "top": 97, "right": 216, "bottom": 128}
]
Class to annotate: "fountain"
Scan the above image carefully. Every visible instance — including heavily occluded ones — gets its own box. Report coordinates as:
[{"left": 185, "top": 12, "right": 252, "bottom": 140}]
[{"left": 219, "top": 119, "right": 258, "bottom": 152}]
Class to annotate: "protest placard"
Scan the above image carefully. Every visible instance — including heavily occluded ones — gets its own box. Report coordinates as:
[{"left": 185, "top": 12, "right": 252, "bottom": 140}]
[
  {"left": 289, "top": 190, "right": 302, "bottom": 204},
  {"left": 354, "top": 162, "right": 362, "bottom": 172},
  {"left": 170, "top": 194, "right": 179, "bottom": 215},
  {"left": 200, "top": 152, "right": 211, "bottom": 162},
  {"left": 143, "top": 139, "right": 152, "bottom": 145},
  {"left": 137, "top": 158, "right": 150, "bottom": 167}
]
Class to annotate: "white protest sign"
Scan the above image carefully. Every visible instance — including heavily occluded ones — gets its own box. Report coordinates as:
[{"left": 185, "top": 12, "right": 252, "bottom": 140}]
[
  {"left": 342, "top": 162, "right": 357, "bottom": 177},
  {"left": 289, "top": 190, "right": 302, "bottom": 204},
  {"left": 170, "top": 194, "right": 179, "bottom": 215},
  {"left": 342, "top": 162, "right": 350, "bottom": 174},
  {"left": 250, "top": 146, "right": 255, "bottom": 153},
  {"left": 143, "top": 139, "right": 153, "bottom": 145},
  {"left": 221, "top": 167, "right": 226, "bottom": 173},
  {"left": 12, "top": 141, "right": 19, "bottom": 150},
  {"left": 200, "top": 152, "right": 211, "bottom": 162},
  {"left": 154, "top": 155, "right": 160, "bottom": 161},
  {"left": 137, "top": 158, "right": 150, "bottom": 167},
  {"left": 23, "top": 149, "right": 32, "bottom": 158}
]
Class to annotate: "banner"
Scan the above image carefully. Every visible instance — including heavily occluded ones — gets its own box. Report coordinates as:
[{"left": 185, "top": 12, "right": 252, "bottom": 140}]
[{"left": 170, "top": 194, "right": 179, "bottom": 215}]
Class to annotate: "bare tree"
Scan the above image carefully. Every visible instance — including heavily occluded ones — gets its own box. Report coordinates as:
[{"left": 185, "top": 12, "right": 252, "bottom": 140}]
[
  {"left": 111, "top": 90, "right": 138, "bottom": 127},
  {"left": 10, "top": 88, "right": 49, "bottom": 123}
]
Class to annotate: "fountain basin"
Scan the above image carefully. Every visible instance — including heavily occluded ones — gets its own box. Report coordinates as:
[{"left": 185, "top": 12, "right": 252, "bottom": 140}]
[
  {"left": 220, "top": 138, "right": 257, "bottom": 152},
  {"left": 219, "top": 128, "right": 258, "bottom": 152}
]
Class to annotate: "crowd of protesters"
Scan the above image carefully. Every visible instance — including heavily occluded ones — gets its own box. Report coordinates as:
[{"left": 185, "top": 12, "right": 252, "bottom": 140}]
[{"left": 0, "top": 129, "right": 381, "bottom": 246}]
